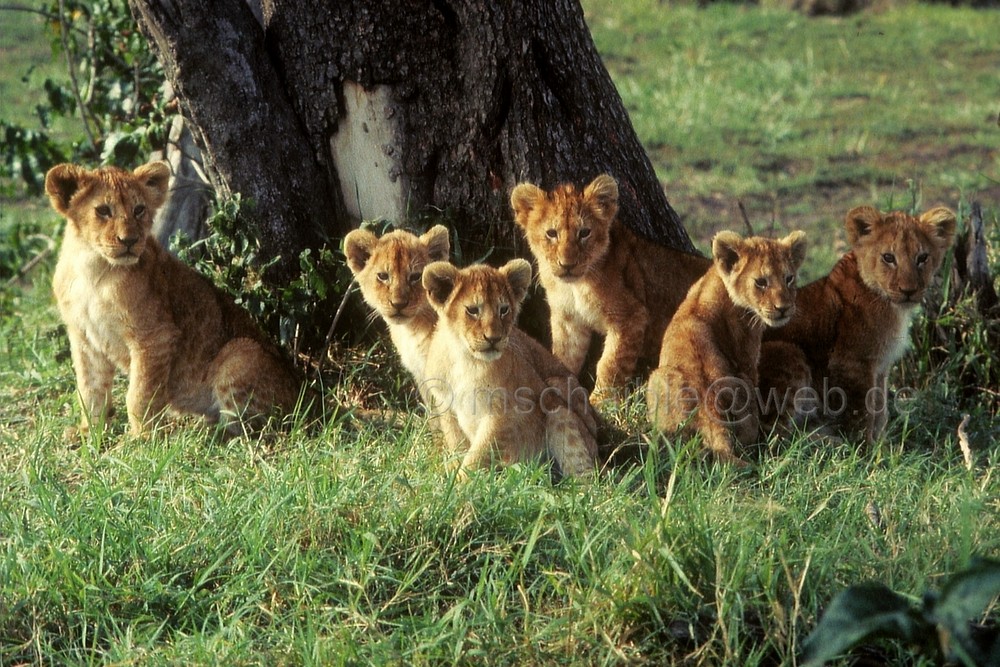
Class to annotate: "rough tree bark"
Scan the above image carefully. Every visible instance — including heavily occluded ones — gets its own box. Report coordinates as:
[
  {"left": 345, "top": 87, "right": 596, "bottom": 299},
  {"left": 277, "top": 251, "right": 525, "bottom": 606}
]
[
  {"left": 150, "top": 111, "right": 211, "bottom": 247},
  {"left": 129, "top": 0, "right": 336, "bottom": 273},
  {"left": 127, "top": 0, "right": 694, "bottom": 269},
  {"left": 953, "top": 202, "right": 999, "bottom": 315}
]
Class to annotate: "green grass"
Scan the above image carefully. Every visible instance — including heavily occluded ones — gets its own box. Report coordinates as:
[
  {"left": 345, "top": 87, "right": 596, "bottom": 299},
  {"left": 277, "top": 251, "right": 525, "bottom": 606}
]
[
  {"left": 2, "top": 273, "right": 998, "bottom": 664},
  {"left": 584, "top": 0, "right": 1000, "bottom": 269},
  {"left": 2, "top": 1, "right": 1000, "bottom": 665}
]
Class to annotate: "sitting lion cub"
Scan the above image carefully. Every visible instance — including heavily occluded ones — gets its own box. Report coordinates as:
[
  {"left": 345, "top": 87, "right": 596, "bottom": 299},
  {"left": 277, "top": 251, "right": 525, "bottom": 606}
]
[
  {"left": 421, "top": 259, "right": 599, "bottom": 477},
  {"left": 46, "top": 162, "right": 302, "bottom": 437},
  {"left": 511, "top": 174, "right": 710, "bottom": 401},
  {"left": 759, "top": 205, "right": 956, "bottom": 443},
  {"left": 647, "top": 231, "right": 807, "bottom": 465},
  {"left": 344, "top": 225, "right": 450, "bottom": 383}
]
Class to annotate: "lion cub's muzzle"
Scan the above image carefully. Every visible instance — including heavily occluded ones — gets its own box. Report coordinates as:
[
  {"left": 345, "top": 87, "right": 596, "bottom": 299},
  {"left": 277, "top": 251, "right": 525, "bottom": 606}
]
[
  {"left": 109, "top": 240, "right": 144, "bottom": 265},
  {"left": 763, "top": 303, "right": 795, "bottom": 327},
  {"left": 470, "top": 333, "right": 507, "bottom": 360},
  {"left": 555, "top": 262, "right": 583, "bottom": 281},
  {"left": 891, "top": 284, "right": 924, "bottom": 306},
  {"left": 105, "top": 221, "right": 146, "bottom": 265},
  {"left": 387, "top": 300, "right": 412, "bottom": 320}
]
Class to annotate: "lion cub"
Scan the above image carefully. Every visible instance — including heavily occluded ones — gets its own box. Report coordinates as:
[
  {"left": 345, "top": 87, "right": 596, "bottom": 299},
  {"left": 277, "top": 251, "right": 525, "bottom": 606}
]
[
  {"left": 344, "top": 225, "right": 450, "bottom": 383},
  {"left": 47, "top": 162, "right": 302, "bottom": 437},
  {"left": 760, "top": 205, "right": 956, "bottom": 443},
  {"left": 511, "top": 174, "right": 710, "bottom": 401},
  {"left": 647, "top": 231, "right": 807, "bottom": 465},
  {"left": 421, "top": 260, "right": 599, "bottom": 477}
]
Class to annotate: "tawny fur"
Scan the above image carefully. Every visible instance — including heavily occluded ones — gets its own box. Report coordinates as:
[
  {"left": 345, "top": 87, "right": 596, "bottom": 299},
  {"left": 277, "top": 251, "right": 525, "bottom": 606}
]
[
  {"left": 647, "top": 231, "right": 807, "bottom": 465},
  {"left": 760, "top": 205, "right": 956, "bottom": 443},
  {"left": 422, "top": 260, "right": 599, "bottom": 477},
  {"left": 47, "top": 162, "right": 301, "bottom": 437},
  {"left": 344, "top": 225, "right": 450, "bottom": 383},
  {"left": 511, "top": 174, "right": 710, "bottom": 402}
]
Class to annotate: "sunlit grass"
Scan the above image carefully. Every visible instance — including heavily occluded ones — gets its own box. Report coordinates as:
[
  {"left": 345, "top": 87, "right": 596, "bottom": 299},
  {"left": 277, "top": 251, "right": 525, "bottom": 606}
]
[
  {"left": 2, "top": 2, "right": 999, "bottom": 664},
  {"left": 2, "top": 227, "right": 997, "bottom": 663},
  {"left": 584, "top": 0, "right": 1000, "bottom": 259}
]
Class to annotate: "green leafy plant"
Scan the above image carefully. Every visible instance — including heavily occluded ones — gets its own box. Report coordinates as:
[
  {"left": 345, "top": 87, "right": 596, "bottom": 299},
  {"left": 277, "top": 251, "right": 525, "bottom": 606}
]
[
  {"left": 1, "top": 0, "right": 167, "bottom": 195},
  {"left": 802, "top": 557, "right": 1000, "bottom": 666},
  {"left": 901, "top": 204, "right": 1000, "bottom": 419},
  {"left": 0, "top": 219, "right": 53, "bottom": 282},
  {"left": 175, "top": 194, "right": 351, "bottom": 354},
  {"left": 0, "top": 122, "right": 67, "bottom": 195}
]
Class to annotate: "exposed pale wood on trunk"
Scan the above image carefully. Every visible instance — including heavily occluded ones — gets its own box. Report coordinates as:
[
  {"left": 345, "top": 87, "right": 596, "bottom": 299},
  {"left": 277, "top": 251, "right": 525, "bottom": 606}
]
[{"left": 129, "top": 0, "right": 692, "bottom": 267}]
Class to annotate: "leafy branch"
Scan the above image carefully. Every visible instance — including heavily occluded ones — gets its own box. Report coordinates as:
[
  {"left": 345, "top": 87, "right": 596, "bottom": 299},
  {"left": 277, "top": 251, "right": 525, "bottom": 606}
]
[
  {"left": 802, "top": 557, "right": 1000, "bottom": 666},
  {"left": 0, "top": 0, "right": 167, "bottom": 196},
  {"left": 55, "top": 0, "right": 98, "bottom": 150}
]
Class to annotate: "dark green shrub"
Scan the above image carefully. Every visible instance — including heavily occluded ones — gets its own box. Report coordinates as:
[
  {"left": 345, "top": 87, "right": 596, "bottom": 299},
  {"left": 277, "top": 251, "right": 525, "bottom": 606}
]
[{"left": 803, "top": 558, "right": 1000, "bottom": 666}]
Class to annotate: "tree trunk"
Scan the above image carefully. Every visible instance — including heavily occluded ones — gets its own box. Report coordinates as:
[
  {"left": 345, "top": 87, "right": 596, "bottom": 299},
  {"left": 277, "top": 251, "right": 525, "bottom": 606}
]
[
  {"left": 128, "top": 0, "right": 338, "bottom": 277},
  {"left": 150, "top": 110, "right": 211, "bottom": 248},
  {"left": 128, "top": 0, "right": 693, "bottom": 270},
  {"left": 952, "top": 202, "right": 999, "bottom": 315}
]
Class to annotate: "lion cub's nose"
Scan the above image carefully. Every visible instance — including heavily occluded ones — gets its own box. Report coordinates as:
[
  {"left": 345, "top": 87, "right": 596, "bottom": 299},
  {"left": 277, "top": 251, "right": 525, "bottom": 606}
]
[
  {"left": 558, "top": 261, "right": 577, "bottom": 271},
  {"left": 118, "top": 235, "right": 139, "bottom": 249},
  {"left": 484, "top": 334, "right": 502, "bottom": 347},
  {"left": 775, "top": 305, "right": 791, "bottom": 318},
  {"left": 391, "top": 299, "right": 408, "bottom": 311},
  {"left": 900, "top": 288, "right": 918, "bottom": 299}
]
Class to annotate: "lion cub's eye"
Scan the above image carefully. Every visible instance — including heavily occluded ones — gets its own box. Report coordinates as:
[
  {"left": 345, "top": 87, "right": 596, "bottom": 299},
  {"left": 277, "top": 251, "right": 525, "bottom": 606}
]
[
  {"left": 133, "top": 204, "right": 146, "bottom": 218},
  {"left": 545, "top": 229, "right": 558, "bottom": 240},
  {"left": 916, "top": 252, "right": 929, "bottom": 266},
  {"left": 408, "top": 272, "right": 421, "bottom": 284},
  {"left": 498, "top": 304, "right": 510, "bottom": 317},
  {"left": 754, "top": 277, "right": 768, "bottom": 290},
  {"left": 785, "top": 274, "right": 795, "bottom": 287},
  {"left": 465, "top": 305, "right": 480, "bottom": 318},
  {"left": 95, "top": 205, "right": 112, "bottom": 218},
  {"left": 881, "top": 252, "right": 897, "bottom": 266},
  {"left": 578, "top": 228, "right": 592, "bottom": 240},
  {"left": 376, "top": 271, "right": 390, "bottom": 283}
]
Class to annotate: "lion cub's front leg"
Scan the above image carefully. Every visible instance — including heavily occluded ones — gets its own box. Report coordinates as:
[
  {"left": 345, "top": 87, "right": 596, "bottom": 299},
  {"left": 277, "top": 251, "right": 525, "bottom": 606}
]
[
  {"left": 551, "top": 310, "right": 591, "bottom": 377},
  {"left": 829, "top": 353, "right": 882, "bottom": 445},
  {"left": 757, "top": 341, "right": 813, "bottom": 433},
  {"left": 867, "top": 372, "right": 890, "bottom": 442},
  {"left": 593, "top": 309, "right": 647, "bottom": 403},
  {"left": 126, "top": 341, "right": 176, "bottom": 435},
  {"left": 460, "top": 417, "right": 503, "bottom": 473},
  {"left": 67, "top": 328, "right": 115, "bottom": 435},
  {"left": 701, "top": 374, "right": 756, "bottom": 466},
  {"left": 646, "top": 361, "right": 752, "bottom": 467},
  {"left": 429, "top": 411, "right": 471, "bottom": 473}
]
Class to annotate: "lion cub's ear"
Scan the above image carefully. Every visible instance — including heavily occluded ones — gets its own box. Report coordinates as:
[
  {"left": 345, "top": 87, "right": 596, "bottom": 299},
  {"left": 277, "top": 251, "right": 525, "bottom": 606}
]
[
  {"left": 423, "top": 261, "right": 460, "bottom": 309},
  {"left": 583, "top": 173, "right": 619, "bottom": 224},
  {"left": 421, "top": 225, "right": 451, "bottom": 262},
  {"left": 845, "top": 206, "right": 883, "bottom": 245},
  {"left": 919, "top": 206, "right": 957, "bottom": 247},
  {"left": 712, "top": 231, "right": 745, "bottom": 276},
  {"left": 344, "top": 229, "right": 379, "bottom": 275},
  {"left": 781, "top": 230, "right": 809, "bottom": 269},
  {"left": 45, "top": 163, "right": 89, "bottom": 216},
  {"left": 133, "top": 161, "right": 171, "bottom": 211},
  {"left": 500, "top": 258, "right": 533, "bottom": 306},
  {"left": 510, "top": 183, "right": 545, "bottom": 228}
]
